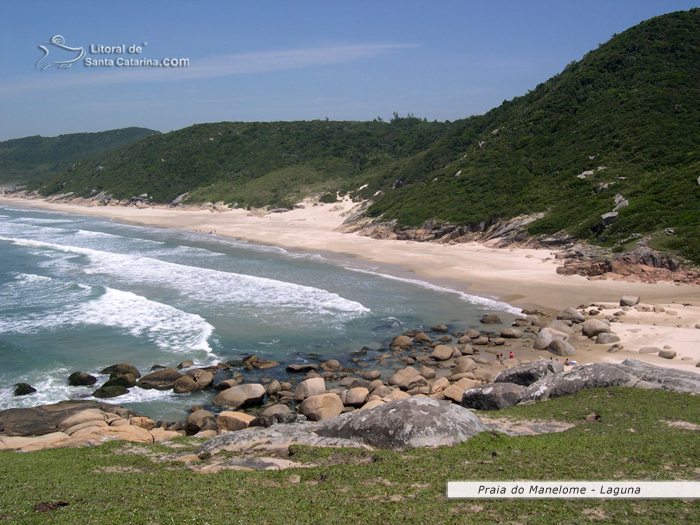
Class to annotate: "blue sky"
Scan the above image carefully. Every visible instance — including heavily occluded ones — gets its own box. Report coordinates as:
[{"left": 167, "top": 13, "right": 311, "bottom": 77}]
[{"left": 0, "top": 1, "right": 698, "bottom": 141}]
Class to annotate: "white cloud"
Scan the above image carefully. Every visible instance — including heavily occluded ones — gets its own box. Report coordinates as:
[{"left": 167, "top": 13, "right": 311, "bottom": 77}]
[{"left": 0, "top": 43, "right": 419, "bottom": 98}]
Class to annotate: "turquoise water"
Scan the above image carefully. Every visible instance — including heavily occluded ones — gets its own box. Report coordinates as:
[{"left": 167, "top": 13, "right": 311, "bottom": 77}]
[{"left": 0, "top": 204, "right": 519, "bottom": 421}]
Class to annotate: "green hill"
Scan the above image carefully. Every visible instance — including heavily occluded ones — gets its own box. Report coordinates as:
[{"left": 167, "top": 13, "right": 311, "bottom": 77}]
[
  {"left": 0, "top": 127, "right": 158, "bottom": 186},
  {"left": 29, "top": 9, "right": 700, "bottom": 263},
  {"left": 361, "top": 9, "right": 700, "bottom": 262},
  {"left": 31, "top": 117, "right": 453, "bottom": 208}
]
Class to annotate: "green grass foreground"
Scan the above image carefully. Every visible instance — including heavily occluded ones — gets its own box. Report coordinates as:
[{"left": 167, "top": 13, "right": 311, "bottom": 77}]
[{"left": 1, "top": 388, "right": 699, "bottom": 524}]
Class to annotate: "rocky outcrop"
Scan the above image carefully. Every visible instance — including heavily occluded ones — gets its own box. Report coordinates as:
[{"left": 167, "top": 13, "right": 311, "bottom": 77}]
[
  {"left": 494, "top": 360, "right": 564, "bottom": 386},
  {"left": 461, "top": 383, "right": 525, "bottom": 410},
  {"left": 68, "top": 372, "right": 97, "bottom": 386},
  {"left": 315, "top": 397, "right": 486, "bottom": 449}
]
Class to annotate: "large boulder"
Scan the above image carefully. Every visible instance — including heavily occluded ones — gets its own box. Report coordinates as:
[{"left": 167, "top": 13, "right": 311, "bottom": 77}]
[
  {"left": 100, "top": 363, "right": 141, "bottom": 378},
  {"left": 480, "top": 314, "right": 502, "bottom": 325},
  {"left": 13, "top": 383, "right": 36, "bottom": 396},
  {"left": 92, "top": 385, "right": 129, "bottom": 398},
  {"left": 557, "top": 307, "right": 585, "bottom": 323},
  {"left": 548, "top": 339, "right": 576, "bottom": 356},
  {"left": 389, "top": 335, "right": 413, "bottom": 351},
  {"left": 184, "top": 409, "right": 217, "bottom": 435},
  {"left": 285, "top": 363, "right": 319, "bottom": 373},
  {"left": 173, "top": 375, "right": 199, "bottom": 394},
  {"left": 413, "top": 332, "right": 433, "bottom": 344},
  {"left": 534, "top": 327, "right": 570, "bottom": 350},
  {"left": 500, "top": 328, "right": 523, "bottom": 339},
  {"left": 430, "top": 345, "right": 453, "bottom": 361},
  {"left": 216, "top": 411, "right": 257, "bottom": 432},
  {"left": 212, "top": 383, "right": 266, "bottom": 409},
  {"left": 595, "top": 333, "right": 620, "bottom": 344},
  {"left": 521, "top": 363, "right": 637, "bottom": 402},
  {"left": 345, "top": 387, "right": 370, "bottom": 407},
  {"left": 494, "top": 360, "right": 565, "bottom": 386},
  {"left": 136, "top": 368, "right": 183, "bottom": 390},
  {"left": 186, "top": 369, "right": 214, "bottom": 389},
  {"left": 315, "top": 397, "right": 486, "bottom": 449},
  {"left": 294, "top": 377, "right": 326, "bottom": 402},
  {"left": 461, "top": 383, "right": 525, "bottom": 411},
  {"left": 388, "top": 367, "right": 428, "bottom": 391},
  {"left": 582, "top": 319, "right": 611, "bottom": 338},
  {"left": 68, "top": 372, "right": 97, "bottom": 387},
  {"left": 620, "top": 295, "right": 640, "bottom": 307},
  {"left": 298, "top": 393, "right": 344, "bottom": 421}
]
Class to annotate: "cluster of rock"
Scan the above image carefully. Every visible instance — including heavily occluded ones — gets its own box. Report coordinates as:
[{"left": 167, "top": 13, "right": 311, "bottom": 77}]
[
  {"left": 0, "top": 401, "right": 181, "bottom": 452},
  {"left": 556, "top": 246, "right": 700, "bottom": 284}
]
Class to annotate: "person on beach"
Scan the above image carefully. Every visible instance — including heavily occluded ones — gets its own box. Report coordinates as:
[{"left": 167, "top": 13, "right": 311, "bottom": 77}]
[{"left": 509, "top": 351, "right": 514, "bottom": 359}]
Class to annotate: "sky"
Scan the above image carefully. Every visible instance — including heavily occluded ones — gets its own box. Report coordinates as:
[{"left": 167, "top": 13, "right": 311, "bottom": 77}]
[{"left": 0, "top": 0, "right": 698, "bottom": 141}]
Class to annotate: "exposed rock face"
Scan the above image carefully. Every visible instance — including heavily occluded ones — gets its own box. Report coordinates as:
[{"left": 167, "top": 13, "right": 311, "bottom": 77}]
[
  {"left": 521, "top": 363, "right": 637, "bottom": 402},
  {"left": 137, "top": 368, "right": 183, "bottom": 390},
  {"left": 212, "top": 384, "right": 266, "bottom": 409},
  {"left": 315, "top": 397, "right": 486, "bottom": 449},
  {"left": 494, "top": 360, "right": 565, "bottom": 387},
  {"left": 461, "top": 383, "right": 525, "bottom": 411},
  {"left": 619, "top": 359, "right": 700, "bottom": 393}
]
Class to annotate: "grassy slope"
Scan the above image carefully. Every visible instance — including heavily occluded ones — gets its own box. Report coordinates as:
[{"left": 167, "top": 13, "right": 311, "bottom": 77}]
[
  {"left": 1, "top": 388, "right": 699, "bottom": 524},
  {"left": 33, "top": 118, "right": 453, "bottom": 208},
  {"left": 0, "top": 128, "right": 158, "bottom": 185},
  {"left": 364, "top": 9, "right": 700, "bottom": 263}
]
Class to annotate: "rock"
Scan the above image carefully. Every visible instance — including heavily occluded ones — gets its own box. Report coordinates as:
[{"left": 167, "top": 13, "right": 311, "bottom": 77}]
[
  {"left": 480, "top": 314, "right": 502, "bottom": 324},
  {"left": 442, "top": 385, "right": 465, "bottom": 403},
  {"left": 494, "top": 360, "right": 565, "bottom": 386},
  {"left": 173, "top": 375, "right": 199, "bottom": 394},
  {"left": 92, "top": 385, "right": 129, "bottom": 398},
  {"left": 452, "top": 358, "right": 477, "bottom": 375},
  {"left": 658, "top": 349, "right": 676, "bottom": 359},
  {"left": 320, "top": 359, "right": 342, "bottom": 372},
  {"left": 266, "top": 380, "right": 281, "bottom": 396},
  {"left": 548, "top": 320, "right": 574, "bottom": 334},
  {"left": 557, "top": 307, "right": 585, "bottom": 323},
  {"left": 466, "top": 329, "right": 481, "bottom": 339},
  {"left": 389, "top": 335, "right": 413, "bottom": 351},
  {"left": 521, "top": 363, "right": 637, "bottom": 402},
  {"left": 260, "top": 404, "right": 291, "bottom": 418},
  {"left": 315, "top": 397, "right": 486, "bottom": 449},
  {"left": 548, "top": 339, "right": 576, "bottom": 356},
  {"left": 100, "top": 363, "right": 141, "bottom": 378},
  {"left": 413, "top": 332, "right": 432, "bottom": 344},
  {"left": 534, "top": 327, "right": 570, "bottom": 350},
  {"left": 601, "top": 211, "right": 618, "bottom": 227},
  {"left": 362, "top": 370, "right": 381, "bottom": 381},
  {"left": 176, "top": 360, "right": 195, "bottom": 370},
  {"left": 429, "top": 377, "right": 451, "bottom": 394},
  {"left": 216, "top": 411, "right": 257, "bottom": 432},
  {"left": 620, "top": 295, "right": 640, "bottom": 307},
  {"left": 595, "top": 333, "right": 621, "bottom": 344},
  {"left": 431, "top": 324, "right": 449, "bottom": 333},
  {"left": 389, "top": 367, "right": 428, "bottom": 391},
  {"left": 285, "top": 363, "right": 319, "bottom": 373},
  {"left": 294, "top": 377, "right": 326, "bottom": 402},
  {"left": 439, "top": 335, "right": 453, "bottom": 343},
  {"left": 419, "top": 365, "right": 436, "bottom": 379},
  {"left": 666, "top": 310, "right": 678, "bottom": 316},
  {"left": 461, "top": 383, "right": 525, "bottom": 410},
  {"left": 13, "top": 383, "right": 36, "bottom": 396},
  {"left": 186, "top": 369, "right": 214, "bottom": 389},
  {"left": 500, "top": 328, "right": 523, "bottom": 339},
  {"left": 129, "top": 416, "right": 155, "bottom": 431},
  {"left": 68, "top": 372, "right": 97, "bottom": 387},
  {"left": 136, "top": 368, "right": 183, "bottom": 390},
  {"left": 212, "top": 383, "right": 266, "bottom": 409},
  {"left": 345, "top": 387, "right": 370, "bottom": 407},
  {"left": 0, "top": 432, "right": 71, "bottom": 452},
  {"left": 103, "top": 373, "right": 137, "bottom": 389},
  {"left": 298, "top": 393, "right": 344, "bottom": 421},
  {"left": 620, "top": 359, "right": 700, "bottom": 393},
  {"left": 430, "top": 345, "right": 453, "bottom": 361},
  {"left": 582, "top": 319, "right": 611, "bottom": 338},
  {"left": 639, "top": 346, "right": 662, "bottom": 354}
]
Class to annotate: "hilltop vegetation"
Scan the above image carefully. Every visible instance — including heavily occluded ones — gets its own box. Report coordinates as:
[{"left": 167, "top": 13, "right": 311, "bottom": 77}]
[
  {"left": 0, "top": 127, "right": 158, "bottom": 185},
  {"left": 26, "top": 9, "right": 700, "bottom": 263},
  {"left": 362, "top": 9, "right": 700, "bottom": 262},
  {"left": 31, "top": 117, "right": 453, "bottom": 208}
]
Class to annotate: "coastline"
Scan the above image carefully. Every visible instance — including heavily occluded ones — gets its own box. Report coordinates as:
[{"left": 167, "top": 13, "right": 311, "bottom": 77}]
[{"left": 2, "top": 194, "right": 700, "bottom": 373}]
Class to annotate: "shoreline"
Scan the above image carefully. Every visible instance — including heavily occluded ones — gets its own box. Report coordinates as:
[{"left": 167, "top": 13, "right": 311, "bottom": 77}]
[{"left": 2, "top": 194, "right": 700, "bottom": 374}]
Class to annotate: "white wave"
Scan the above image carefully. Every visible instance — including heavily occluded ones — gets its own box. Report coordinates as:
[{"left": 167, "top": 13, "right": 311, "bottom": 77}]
[
  {"left": 11, "top": 272, "right": 52, "bottom": 283},
  {"left": 345, "top": 266, "right": 522, "bottom": 315},
  {"left": 0, "top": 235, "right": 370, "bottom": 318},
  {"left": 0, "top": 214, "right": 10, "bottom": 219},
  {"left": 74, "top": 229, "right": 121, "bottom": 239},
  {"left": 13, "top": 217, "right": 72, "bottom": 224},
  {"left": 72, "top": 288, "right": 215, "bottom": 354}
]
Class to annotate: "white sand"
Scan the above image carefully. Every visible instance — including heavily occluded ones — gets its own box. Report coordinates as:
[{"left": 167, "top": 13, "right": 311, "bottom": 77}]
[{"left": 2, "top": 194, "right": 699, "bottom": 372}]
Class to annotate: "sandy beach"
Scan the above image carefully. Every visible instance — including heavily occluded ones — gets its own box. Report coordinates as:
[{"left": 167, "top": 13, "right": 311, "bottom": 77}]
[{"left": 2, "top": 194, "right": 699, "bottom": 372}]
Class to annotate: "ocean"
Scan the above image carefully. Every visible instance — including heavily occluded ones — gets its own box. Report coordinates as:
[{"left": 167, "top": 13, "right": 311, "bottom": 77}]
[{"left": 0, "top": 204, "right": 520, "bottom": 421}]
